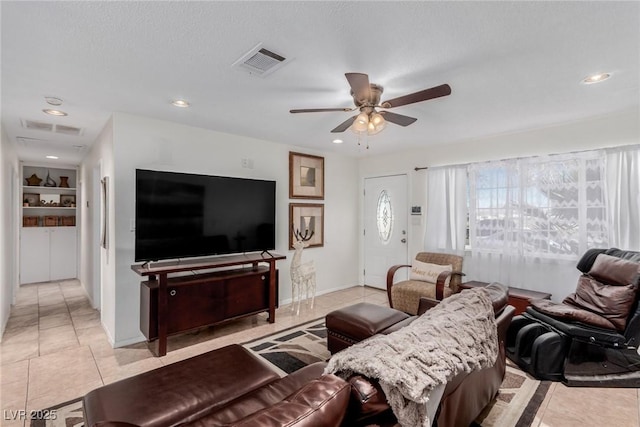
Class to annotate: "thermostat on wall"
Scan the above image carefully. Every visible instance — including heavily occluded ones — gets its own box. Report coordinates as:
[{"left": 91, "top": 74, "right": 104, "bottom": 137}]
[{"left": 411, "top": 206, "right": 422, "bottom": 215}]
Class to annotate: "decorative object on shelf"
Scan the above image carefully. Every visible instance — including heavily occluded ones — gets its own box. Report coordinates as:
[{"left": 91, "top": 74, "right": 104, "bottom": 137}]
[
  {"left": 60, "top": 194, "right": 76, "bottom": 207},
  {"left": 59, "top": 176, "right": 70, "bottom": 188},
  {"left": 40, "top": 194, "right": 60, "bottom": 207},
  {"left": 44, "top": 215, "right": 58, "bottom": 226},
  {"left": 44, "top": 170, "right": 56, "bottom": 187},
  {"left": 25, "top": 174, "right": 43, "bottom": 186},
  {"left": 60, "top": 216, "right": 76, "bottom": 226},
  {"left": 290, "top": 225, "right": 316, "bottom": 315},
  {"left": 289, "top": 203, "right": 324, "bottom": 248},
  {"left": 23, "top": 216, "right": 39, "bottom": 227},
  {"left": 23, "top": 193, "right": 40, "bottom": 207},
  {"left": 289, "top": 152, "right": 324, "bottom": 199}
]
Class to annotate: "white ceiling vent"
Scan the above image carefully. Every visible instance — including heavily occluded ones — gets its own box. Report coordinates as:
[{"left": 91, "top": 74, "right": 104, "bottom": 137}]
[
  {"left": 16, "top": 136, "right": 86, "bottom": 152},
  {"left": 55, "top": 124, "right": 83, "bottom": 136},
  {"left": 232, "top": 43, "right": 291, "bottom": 77},
  {"left": 23, "top": 120, "right": 53, "bottom": 132},
  {"left": 21, "top": 119, "right": 83, "bottom": 136}
]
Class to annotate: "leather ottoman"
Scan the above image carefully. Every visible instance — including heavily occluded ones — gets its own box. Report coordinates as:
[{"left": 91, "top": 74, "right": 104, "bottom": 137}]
[{"left": 326, "top": 302, "right": 411, "bottom": 354}]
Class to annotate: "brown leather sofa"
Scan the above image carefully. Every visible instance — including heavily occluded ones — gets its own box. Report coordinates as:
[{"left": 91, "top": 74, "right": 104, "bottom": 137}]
[
  {"left": 83, "top": 285, "right": 513, "bottom": 427},
  {"left": 83, "top": 344, "right": 351, "bottom": 427}
]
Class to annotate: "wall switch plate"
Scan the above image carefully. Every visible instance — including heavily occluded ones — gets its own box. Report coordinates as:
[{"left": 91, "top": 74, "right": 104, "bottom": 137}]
[{"left": 130, "top": 219, "right": 136, "bottom": 232}]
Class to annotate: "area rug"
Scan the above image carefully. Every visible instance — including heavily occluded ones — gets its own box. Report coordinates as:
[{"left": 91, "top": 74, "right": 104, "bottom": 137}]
[{"left": 32, "top": 318, "right": 550, "bottom": 427}]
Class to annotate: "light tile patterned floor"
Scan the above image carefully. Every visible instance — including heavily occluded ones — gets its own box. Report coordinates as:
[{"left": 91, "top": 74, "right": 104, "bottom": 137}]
[{"left": 0, "top": 280, "right": 638, "bottom": 426}]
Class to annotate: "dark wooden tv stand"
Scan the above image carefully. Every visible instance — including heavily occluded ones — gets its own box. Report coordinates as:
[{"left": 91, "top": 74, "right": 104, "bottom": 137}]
[{"left": 132, "top": 252, "right": 286, "bottom": 356}]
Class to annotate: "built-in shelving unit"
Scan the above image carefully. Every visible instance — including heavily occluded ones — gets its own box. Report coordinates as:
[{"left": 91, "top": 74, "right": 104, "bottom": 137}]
[
  {"left": 20, "top": 163, "right": 78, "bottom": 284},
  {"left": 22, "top": 165, "right": 78, "bottom": 227}
]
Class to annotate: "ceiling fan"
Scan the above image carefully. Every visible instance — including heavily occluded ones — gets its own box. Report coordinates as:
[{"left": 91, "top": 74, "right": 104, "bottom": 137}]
[{"left": 290, "top": 73, "right": 451, "bottom": 135}]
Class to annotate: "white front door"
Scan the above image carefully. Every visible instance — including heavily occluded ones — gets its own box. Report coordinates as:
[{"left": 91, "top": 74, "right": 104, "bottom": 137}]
[{"left": 364, "top": 175, "right": 408, "bottom": 289}]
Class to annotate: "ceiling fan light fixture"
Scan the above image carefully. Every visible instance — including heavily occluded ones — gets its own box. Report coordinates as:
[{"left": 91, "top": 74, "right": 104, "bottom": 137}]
[
  {"left": 370, "top": 112, "right": 387, "bottom": 134},
  {"left": 367, "top": 119, "right": 386, "bottom": 135},
  {"left": 370, "top": 112, "right": 384, "bottom": 126},
  {"left": 352, "top": 112, "right": 369, "bottom": 133}
]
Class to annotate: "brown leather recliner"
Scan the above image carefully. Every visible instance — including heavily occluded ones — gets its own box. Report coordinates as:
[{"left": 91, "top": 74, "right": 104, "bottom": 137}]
[
  {"left": 507, "top": 248, "right": 640, "bottom": 386},
  {"left": 338, "top": 283, "right": 515, "bottom": 427}
]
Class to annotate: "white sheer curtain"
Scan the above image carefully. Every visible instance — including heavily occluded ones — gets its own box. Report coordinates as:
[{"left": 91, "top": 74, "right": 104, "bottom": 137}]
[
  {"left": 423, "top": 166, "right": 468, "bottom": 256},
  {"left": 464, "top": 151, "right": 608, "bottom": 299},
  {"left": 606, "top": 145, "right": 640, "bottom": 250},
  {"left": 424, "top": 147, "right": 639, "bottom": 300}
]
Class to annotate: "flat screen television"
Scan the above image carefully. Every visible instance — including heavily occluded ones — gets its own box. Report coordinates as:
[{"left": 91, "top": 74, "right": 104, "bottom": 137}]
[{"left": 135, "top": 169, "right": 276, "bottom": 262}]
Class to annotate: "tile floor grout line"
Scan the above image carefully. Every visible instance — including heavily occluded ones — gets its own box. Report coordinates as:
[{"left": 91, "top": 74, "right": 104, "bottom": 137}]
[
  {"left": 87, "top": 345, "right": 107, "bottom": 387},
  {"left": 23, "top": 358, "right": 32, "bottom": 427},
  {"left": 36, "top": 284, "right": 41, "bottom": 359},
  {"left": 63, "top": 283, "right": 82, "bottom": 348}
]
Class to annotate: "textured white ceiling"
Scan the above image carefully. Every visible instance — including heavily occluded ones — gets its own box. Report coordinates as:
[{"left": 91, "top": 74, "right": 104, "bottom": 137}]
[{"left": 2, "top": 1, "right": 639, "bottom": 163}]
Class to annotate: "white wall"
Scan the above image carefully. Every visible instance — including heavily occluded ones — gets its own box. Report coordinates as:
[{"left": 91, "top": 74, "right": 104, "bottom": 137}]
[
  {"left": 358, "top": 108, "right": 640, "bottom": 298},
  {"left": 0, "top": 126, "right": 20, "bottom": 339},
  {"left": 100, "top": 113, "right": 359, "bottom": 346},
  {"left": 79, "top": 116, "right": 116, "bottom": 343}
]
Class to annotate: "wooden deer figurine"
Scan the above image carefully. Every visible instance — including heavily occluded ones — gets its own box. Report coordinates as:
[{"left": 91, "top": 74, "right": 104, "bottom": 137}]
[{"left": 290, "top": 227, "right": 317, "bottom": 315}]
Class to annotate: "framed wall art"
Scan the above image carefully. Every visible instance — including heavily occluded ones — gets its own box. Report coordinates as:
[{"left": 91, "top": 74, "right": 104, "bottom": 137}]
[
  {"left": 289, "top": 203, "right": 324, "bottom": 249},
  {"left": 289, "top": 152, "right": 324, "bottom": 199}
]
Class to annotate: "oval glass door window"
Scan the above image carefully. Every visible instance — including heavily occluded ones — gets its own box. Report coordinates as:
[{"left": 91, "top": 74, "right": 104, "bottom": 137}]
[{"left": 376, "top": 190, "right": 392, "bottom": 243}]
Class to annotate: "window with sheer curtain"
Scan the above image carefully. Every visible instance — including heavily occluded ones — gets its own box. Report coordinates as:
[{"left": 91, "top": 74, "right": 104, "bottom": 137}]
[
  {"left": 424, "top": 145, "right": 639, "bottom": 295},
  {"left": 467, "top": 152, "right": 608, "bottom": 260}
]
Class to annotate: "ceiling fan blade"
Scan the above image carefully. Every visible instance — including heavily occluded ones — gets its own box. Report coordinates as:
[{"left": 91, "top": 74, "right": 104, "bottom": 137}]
[
  {"left": 379, "top": 111, "right": 417, "bottom": 127},
  {"left": 345, "top": 72, "right": 370, "bottom": 102},
  {"left": 330, "top": 115, "right": 357, "bottom": 133},
  {"left": 382, "top": 84, "right": 451, "bottom": 108},
  {"left": 290, "top": 107, "right": 352, "bottom": 113}
]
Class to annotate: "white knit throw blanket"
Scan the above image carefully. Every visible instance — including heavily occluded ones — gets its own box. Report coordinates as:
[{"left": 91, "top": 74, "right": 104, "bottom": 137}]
[{"left": 325, "top": 288, "right": 498, "bottom": 427}]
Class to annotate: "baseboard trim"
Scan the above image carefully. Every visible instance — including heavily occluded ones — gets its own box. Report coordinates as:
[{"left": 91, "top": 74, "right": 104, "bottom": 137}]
[{"left": 279, "top": 283, "right": 361, "bottom": 306}]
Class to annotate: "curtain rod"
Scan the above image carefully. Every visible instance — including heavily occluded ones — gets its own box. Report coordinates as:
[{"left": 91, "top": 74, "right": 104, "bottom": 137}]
[{"left": 414, "top": 144, "right": 639, "bottom": 172}]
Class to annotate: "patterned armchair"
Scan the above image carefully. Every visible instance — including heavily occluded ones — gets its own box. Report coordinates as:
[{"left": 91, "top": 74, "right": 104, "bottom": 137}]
[{"left": 386, "top": 252, "right": 465, "bottom": 315}]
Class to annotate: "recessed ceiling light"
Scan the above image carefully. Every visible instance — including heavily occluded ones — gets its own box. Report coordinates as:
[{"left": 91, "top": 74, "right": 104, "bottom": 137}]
[
  {"left": 582, "top": 73, "right": 611, "bottom": 84},
  {"left": 42, "top": 109, "right": 68, "bottom": 116},
  {"left": 45, "top": 155, "right": 59, "bottom": 159},
  {"left": 171, "top": 99, "right": 190, "bottom": 108},
  {"left": 45, "top": 96, "right": 63, "bottom": 106},
  {"left": 332, "top": 139, "right": 343, "bottom": 144}
]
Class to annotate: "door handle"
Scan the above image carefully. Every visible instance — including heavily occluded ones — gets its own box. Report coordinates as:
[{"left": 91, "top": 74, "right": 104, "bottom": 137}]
[{"left": 401, "top": 238, "right": 407, "bottom": 243}]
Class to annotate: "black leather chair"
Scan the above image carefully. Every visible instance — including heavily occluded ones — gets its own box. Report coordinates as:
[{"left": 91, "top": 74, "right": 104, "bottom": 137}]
[{"left": 506, "top": 248, "right": 640, "bottom": 387}]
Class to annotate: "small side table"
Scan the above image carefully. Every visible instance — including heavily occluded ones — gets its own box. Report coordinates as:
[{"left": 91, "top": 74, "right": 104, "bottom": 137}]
[{"left": 460, "top": 281, "right": 552, "bottom": 315}]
